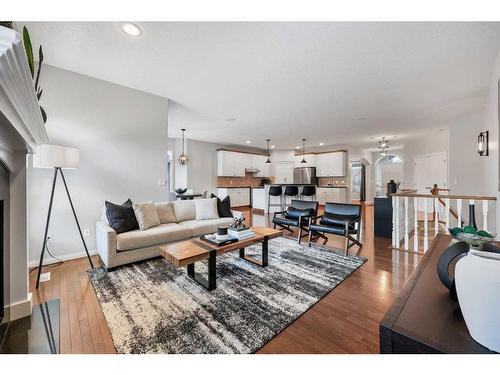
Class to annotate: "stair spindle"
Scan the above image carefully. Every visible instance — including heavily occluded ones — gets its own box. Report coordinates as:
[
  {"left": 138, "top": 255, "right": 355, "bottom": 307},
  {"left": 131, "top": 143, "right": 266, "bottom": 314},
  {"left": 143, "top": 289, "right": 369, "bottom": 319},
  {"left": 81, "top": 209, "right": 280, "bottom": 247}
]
[
  {"left": 445, "top": 198, "right": 450, "bottom": 231},
  {"left": 424, "top": 198, "right": 429, "bottom": 252},
  {"left": 457, "top": 199, "right": 462, "bottom": 228},
  {"left": 404, "top": 196, "right": 409, "bottom": 250},
  {"left": 482, "top": 200, "right": 488, "bottom": 231},
  {"left": 413, "top": 197, "right": 418, "bottom": 252}
]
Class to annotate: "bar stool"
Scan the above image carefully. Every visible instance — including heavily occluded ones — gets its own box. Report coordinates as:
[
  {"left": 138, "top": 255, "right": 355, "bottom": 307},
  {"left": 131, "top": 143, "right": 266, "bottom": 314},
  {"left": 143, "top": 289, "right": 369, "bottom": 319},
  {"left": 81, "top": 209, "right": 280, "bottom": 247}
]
[
  {"left": 301, "top": 185, "right": 316, "bottom": 201},
  {"left": 267, "top": 185, "right": 284, "bottom": 213},
  {"left": 283, "top": 185, "right": 299, "bottom": 209}
]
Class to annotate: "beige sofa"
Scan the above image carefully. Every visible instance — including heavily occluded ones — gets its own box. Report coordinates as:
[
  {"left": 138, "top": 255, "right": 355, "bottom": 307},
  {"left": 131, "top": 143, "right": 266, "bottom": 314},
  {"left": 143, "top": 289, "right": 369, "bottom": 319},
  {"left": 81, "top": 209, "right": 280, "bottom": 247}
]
[{"left": 96, "top": 199, "right": 240, "bottom": 269}]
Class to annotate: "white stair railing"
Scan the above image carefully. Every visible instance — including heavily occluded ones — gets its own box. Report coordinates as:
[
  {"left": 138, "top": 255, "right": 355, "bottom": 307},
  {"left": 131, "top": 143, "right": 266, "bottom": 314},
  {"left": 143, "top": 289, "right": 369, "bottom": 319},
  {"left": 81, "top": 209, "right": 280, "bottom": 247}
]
[{"left": 391, "top": 192, "right": 496, "bottom": 252}]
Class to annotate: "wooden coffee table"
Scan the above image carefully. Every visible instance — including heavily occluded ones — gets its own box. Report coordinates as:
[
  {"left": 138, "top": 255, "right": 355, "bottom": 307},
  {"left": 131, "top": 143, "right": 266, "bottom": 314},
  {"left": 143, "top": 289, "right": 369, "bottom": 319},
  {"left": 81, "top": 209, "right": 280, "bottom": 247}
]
[{"left": 159, "top": 226, "right": 282, "bottom": 291}]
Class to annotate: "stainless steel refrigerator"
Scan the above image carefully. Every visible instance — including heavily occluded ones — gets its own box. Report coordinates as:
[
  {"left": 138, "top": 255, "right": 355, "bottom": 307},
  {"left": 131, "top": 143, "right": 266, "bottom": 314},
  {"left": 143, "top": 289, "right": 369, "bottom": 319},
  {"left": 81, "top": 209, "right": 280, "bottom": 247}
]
[{"left": 293, "top": 167, "right": 317, "bottom": 184}]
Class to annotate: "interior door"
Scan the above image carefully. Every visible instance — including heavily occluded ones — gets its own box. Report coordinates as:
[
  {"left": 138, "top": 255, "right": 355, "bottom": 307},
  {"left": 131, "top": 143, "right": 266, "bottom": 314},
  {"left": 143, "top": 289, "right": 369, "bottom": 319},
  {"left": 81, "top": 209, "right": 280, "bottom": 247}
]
[{"left": 414, "top": 153, "right": 447, "bottom": 193}]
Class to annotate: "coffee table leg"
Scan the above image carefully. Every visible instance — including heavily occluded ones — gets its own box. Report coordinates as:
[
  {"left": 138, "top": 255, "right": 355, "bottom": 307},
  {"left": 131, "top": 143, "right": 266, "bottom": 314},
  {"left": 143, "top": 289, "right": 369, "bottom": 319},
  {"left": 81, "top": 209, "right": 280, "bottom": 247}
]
[
  {"left": 239, "top": 236, "right": 269, "bottom": 267},
  {"left": 262, "top": 236, "right": 269, "bottom": 267},
  {"left": 187, "top": 250, "right": 217, "bottom": 291}
]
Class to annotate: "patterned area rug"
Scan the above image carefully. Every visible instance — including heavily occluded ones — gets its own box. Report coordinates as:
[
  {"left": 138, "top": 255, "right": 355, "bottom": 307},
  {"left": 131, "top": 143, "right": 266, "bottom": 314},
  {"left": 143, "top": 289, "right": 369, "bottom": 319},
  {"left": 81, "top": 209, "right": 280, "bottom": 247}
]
[{"left": 88, "top": 237, "right": 366, "bottom": 353}]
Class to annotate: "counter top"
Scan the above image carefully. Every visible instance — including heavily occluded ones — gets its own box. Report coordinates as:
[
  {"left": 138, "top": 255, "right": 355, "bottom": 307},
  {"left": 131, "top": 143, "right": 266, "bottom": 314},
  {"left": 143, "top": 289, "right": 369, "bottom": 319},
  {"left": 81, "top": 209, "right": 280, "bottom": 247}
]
[
  {"left": 217, "top": 186, "right": 253, "bottom": 189},
  {"left": 264, "top": 183, "right": 317, "bottom": 186},
  {"left": 318, "top": 186, "right": 347, "bottom": 189}
]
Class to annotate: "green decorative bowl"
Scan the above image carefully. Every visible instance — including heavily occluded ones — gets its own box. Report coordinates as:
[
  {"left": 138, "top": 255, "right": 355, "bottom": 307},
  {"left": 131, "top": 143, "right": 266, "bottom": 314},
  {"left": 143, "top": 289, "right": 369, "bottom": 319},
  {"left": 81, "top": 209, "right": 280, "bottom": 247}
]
[{"left": 448, "top": 227, "right": 496, "bottom": 248}]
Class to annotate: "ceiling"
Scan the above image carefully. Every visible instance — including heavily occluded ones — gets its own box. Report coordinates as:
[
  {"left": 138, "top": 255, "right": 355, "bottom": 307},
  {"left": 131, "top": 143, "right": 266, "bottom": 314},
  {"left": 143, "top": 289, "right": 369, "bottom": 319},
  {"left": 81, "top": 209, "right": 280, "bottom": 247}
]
[{"left": 19, "top": 22, "right": 500, "bottom": 150}]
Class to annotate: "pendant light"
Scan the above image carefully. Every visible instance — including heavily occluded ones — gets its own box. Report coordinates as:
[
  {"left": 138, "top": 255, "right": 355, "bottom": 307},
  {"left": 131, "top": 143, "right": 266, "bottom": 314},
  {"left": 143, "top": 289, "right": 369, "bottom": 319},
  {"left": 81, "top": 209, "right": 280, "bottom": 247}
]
[
  {"left": 178, "top": 128, "right": 189, "bottom": 165},
  {"left": 300, "top": 138, "right": 307, "bottom": 163},
  {"left": 265, "top": 139, "right": 271, "bottom": 163}
]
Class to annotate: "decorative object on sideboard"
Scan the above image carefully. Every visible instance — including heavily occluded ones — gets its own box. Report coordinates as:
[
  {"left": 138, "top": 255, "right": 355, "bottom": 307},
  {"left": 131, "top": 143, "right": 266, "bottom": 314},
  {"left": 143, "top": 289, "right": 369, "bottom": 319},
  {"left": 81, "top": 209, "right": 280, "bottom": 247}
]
[
  {"left": 21, "top": 26, "right": 47, "bottom": 123},
  {"left": 215, "top": 227, "right": 229, "bottom": 241},
  {"left": 386, "top": 179, "right": 397, "bottom": 196},
  {"left": 455, "top": 245, "right": 500, "bottom": 352},
  {"left": 300, "top": 138, "right": 307, "bottom": 163},
  {"left": 178, "top": 128, "right": 189, "bottom": 165},
  {"left": 468, "top": 202, "right": 478, "bottom": 230},
  {"left": 477, "top": 130, "right": 489, "bottom": 157},
  {"left": 448, "top": 226, "right": 495, "bottom": 248},
  {"left": 33, "top": 144, "right": 94, "bottom": 289},
  {"left": 175, "top": 187, "right": 187, "bottom": 195},
  {"left": 265, "top": 139, "right": 271, "bottom": 164}
]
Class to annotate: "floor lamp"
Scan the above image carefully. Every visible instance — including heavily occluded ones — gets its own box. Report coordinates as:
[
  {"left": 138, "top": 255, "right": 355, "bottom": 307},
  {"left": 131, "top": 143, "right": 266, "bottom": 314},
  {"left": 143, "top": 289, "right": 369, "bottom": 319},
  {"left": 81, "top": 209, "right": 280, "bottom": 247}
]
[{"left": 33, "top": 144, "right": 94, "bottom": 289}]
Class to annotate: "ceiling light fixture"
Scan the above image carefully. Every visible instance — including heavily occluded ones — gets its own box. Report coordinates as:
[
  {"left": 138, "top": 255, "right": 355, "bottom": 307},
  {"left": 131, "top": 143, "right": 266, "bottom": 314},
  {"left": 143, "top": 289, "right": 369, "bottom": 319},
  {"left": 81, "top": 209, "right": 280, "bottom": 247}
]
[
  {"left": 245, "top": 140, "right": 251, "bottom": 144},
  {"left": 265, "top": 139, "right": 271, "bottom": 164},
  {"left": 319, "top": 142, "right": 324, "bottom": 146},
  {"left": 178, "top": 128, "right": 189, "bottom": 165},
  {"left": 120, "top": 22, "right": 142, "bottom": 37},
  {"left": 271, "top": 145, "right": 276, "bottom": 149},
  {"left": 300, "top": 138, "right": 307, "bottom": 163},
  {"left": 295, "top": 146, "right": 300, "bottom": 149},
  {"left": 377, "top": 136, "right": 390, "bottom": 157}
]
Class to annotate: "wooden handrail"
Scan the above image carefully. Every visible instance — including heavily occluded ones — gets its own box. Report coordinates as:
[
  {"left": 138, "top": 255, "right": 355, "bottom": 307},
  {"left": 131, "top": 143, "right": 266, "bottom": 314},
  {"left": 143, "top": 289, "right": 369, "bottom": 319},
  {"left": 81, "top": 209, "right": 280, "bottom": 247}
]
[{"left": 391, "top": 192, "right": 496, "bottom": 201}]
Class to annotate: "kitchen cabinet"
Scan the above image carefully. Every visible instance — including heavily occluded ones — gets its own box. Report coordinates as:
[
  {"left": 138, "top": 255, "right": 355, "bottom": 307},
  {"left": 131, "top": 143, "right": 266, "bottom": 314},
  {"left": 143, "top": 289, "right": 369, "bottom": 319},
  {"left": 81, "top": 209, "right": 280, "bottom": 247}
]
[
  {"left": 316, "top": 188, "right": 346, "bottom": 204},
  {"left": 217, "top": 150, "right": 270, "bottom": 177},
  {"left": 251, "top": 188, "right": 265, "bottom": 210},
  {"left": 217, "top": 151, "right": 246, "bottom": 177},
  {"left": 294, "top": 153, "right": 316, "bottom": 167},
  {"left": 272, "top": 162, "right": 294, "bottom": 184},
  {"left": 216, "top": 188, "right": 250, "bottom": 207},
  {"left": 316, "top": 151, "right": 346, "bottom": 177}
]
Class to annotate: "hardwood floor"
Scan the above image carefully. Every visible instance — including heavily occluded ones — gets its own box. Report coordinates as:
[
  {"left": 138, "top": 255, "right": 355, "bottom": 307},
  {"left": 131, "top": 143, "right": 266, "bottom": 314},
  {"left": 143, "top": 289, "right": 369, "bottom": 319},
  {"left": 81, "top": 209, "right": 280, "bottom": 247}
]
[{"left": 29, "top": 204, "right": 422, "bottom": 354}]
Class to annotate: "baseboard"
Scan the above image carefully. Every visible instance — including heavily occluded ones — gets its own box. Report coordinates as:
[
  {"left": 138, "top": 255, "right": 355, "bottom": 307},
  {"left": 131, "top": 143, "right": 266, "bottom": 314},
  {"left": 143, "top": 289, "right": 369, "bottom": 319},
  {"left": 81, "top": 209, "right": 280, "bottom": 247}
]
[
  {"left": 29, "top": 249, "right": 98, "bottom": 268},
  {"left": 9, "top": 293, "right": 33, "bottom": 320}
]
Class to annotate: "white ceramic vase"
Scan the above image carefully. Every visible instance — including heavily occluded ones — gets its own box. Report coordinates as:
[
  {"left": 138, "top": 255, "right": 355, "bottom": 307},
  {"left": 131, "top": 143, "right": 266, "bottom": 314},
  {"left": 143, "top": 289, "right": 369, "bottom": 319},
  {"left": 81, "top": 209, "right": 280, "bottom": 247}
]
[{"left": 455, "top": 249, "right": 500, "bottom": 352}]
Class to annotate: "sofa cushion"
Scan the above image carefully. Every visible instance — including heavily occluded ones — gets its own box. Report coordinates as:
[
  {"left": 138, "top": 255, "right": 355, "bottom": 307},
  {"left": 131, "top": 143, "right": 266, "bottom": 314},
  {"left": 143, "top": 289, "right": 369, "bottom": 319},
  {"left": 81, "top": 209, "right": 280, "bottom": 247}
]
[
  {"left": 155, "top": 201, "right": 177, "bottom": 223},
  {"left": 116, "top": 223, "right": 193, "bottom": 251},
  {"left": 105, "top": 199, "right": 139, "bottom": 234},
  {"left": 172, "top": 200, "right": 196, "bottom": 222},
  {"left": 133, "top": 201, "right": 160, "bottom": 231},
  {"left": 180, "top": 217, "right": 234, "bottom": 237},
  {"left": 211, "top": 193, "right": 233, "bottom": 218},
  {"left": 195, "top": 198, "right": 219, "bottom": 221}
]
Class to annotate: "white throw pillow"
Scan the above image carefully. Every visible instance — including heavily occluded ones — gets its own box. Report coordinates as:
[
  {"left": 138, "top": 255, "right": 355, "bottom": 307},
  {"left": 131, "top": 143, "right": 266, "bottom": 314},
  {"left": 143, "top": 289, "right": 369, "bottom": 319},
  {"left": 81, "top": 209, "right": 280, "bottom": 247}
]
[
  {"left": 133, "top": 201, "right": 160, "bottom": 231},
  {"left": 155, "top": 201, "right": 177, "bottom": 224},
  {"left": 172, "top": 200, "right": 196, "bottom": 222},
  {"left": 195, "top": 198, "right": 220, "bottom": 221}
]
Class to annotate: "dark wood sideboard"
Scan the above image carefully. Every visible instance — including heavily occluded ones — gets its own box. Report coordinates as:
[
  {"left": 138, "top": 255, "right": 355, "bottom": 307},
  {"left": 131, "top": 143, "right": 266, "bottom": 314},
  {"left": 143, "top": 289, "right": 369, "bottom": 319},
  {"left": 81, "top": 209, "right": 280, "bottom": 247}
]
[{"left": 380, "top": 234, "right": 496, "bottom": 354}]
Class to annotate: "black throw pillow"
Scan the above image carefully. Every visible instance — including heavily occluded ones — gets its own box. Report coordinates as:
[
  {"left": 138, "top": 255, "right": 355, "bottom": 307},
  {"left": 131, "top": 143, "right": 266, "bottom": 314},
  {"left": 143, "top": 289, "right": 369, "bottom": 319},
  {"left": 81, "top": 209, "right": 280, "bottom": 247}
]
[
  {"left": 211, "top": 193, "right": 233, "bottom": 218},
  {"left": 105, "top": 199, "right": 139, "bottom": 234}
]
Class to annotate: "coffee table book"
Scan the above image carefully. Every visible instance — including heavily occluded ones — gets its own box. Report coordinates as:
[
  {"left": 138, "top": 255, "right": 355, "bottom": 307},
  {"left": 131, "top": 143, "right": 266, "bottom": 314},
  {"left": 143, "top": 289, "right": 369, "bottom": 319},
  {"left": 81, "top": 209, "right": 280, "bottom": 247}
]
[{"left": 200, "top": 234, "right": 238, "bottom": 247}]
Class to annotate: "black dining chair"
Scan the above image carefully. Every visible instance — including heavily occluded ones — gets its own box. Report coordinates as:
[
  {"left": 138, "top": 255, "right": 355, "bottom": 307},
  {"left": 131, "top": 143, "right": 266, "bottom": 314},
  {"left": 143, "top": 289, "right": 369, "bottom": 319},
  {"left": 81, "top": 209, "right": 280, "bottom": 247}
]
[
  {"left": 273, "top": 200, "right": 318, "bottom": 244},
  {"left": 307, "top": 202, "right": 362, "bottom": 255}
]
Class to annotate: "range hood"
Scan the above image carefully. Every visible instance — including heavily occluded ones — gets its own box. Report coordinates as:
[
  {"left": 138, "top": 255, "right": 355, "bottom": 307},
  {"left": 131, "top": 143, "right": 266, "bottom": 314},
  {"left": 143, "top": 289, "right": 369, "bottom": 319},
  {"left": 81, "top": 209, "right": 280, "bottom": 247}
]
[{"left": 245, "top": 167, "right": 261, "bottom": 173}]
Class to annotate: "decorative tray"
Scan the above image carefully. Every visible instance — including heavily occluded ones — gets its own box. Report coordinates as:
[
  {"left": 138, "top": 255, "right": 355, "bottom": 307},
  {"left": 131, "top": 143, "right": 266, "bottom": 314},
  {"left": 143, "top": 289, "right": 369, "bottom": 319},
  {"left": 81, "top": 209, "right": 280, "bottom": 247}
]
[{"left": 200, "top": 234, "right": 239, "bottom": 247}]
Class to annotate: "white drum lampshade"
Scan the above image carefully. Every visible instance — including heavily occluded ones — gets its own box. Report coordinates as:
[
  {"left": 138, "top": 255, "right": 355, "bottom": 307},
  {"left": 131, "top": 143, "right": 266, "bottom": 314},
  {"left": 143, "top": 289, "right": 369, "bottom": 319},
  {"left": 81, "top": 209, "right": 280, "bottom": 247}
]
[{"left": 33, "top": 144, "right": 80, "bottom": 169}]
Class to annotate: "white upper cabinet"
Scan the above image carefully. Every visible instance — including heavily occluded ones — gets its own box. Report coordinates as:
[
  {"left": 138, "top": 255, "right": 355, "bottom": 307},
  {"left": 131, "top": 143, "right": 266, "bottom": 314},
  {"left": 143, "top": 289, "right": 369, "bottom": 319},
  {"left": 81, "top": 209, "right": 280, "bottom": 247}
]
[
  {"left": 316, "top": 151, "right": 346, "bottom": 177},
  {"left": 294, "top": 153, "right": 316, "bottom": 167},
  {"left": 217, "top": 150, "right": 270, "bottom": 177},
  {"left": 218, "top": 151, "right": 245, "bottom": 177}
]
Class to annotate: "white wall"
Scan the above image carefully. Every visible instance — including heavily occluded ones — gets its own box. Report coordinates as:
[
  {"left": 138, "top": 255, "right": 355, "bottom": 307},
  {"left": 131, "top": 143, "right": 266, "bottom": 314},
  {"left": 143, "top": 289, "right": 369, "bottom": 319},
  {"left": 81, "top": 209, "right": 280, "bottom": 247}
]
[
  {"left": 480, "top": 49, "right": 500, "bottom": 234},
  {"left": 449, "top": 111, "right": 486, "bottom": 195},
  {"left": 27, "top": 65, "right": 169, "bottom": 265}
]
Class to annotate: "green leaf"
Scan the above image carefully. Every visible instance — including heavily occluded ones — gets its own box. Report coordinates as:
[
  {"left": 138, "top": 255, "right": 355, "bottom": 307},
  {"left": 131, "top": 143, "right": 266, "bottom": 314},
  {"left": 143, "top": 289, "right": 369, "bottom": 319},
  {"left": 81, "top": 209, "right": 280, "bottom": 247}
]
[
  {"left": 35, "top": 45, "right": 43, "bottom": 90},
  {"left": 22, "top": 26, "right": 34, "bottom": 78}
]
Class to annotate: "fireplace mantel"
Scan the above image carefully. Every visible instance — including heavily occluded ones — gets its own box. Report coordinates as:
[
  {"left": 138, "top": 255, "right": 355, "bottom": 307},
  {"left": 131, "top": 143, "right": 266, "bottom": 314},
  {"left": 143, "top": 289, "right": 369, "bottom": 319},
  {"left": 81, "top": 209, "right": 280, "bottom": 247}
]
[{"left": 0, "top": 26, "right": 48, "bottom": 153}]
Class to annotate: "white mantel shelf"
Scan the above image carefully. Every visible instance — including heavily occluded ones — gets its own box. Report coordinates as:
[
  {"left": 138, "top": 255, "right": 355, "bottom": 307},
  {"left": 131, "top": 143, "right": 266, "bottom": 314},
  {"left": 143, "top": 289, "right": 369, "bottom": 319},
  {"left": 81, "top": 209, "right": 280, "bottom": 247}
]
[{"left": 0, "top": 26, "right": 48, "bottom": 154}]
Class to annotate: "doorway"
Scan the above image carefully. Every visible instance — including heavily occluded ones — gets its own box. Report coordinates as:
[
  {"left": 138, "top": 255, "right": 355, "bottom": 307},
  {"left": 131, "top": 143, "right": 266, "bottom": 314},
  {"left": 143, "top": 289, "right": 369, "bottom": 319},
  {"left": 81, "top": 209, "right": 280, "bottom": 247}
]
[{"left": 374, "top": 154, "right": 404, "bottom": 197}]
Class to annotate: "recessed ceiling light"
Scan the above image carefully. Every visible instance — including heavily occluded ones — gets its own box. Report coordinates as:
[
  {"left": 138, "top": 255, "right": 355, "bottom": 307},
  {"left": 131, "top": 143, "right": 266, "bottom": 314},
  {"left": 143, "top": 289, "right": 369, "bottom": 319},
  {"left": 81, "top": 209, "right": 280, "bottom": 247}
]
[
  {"left": 245, "top": 140, "right": 251, "bottom": 144},
  {"left": 271, "top": 145, "right": 276, "bottom": 148},
  {"left": 120, "top": 22, "right": 142, "bottom": 37},
  {"left": 295, "top": 146, "right": 300, "bottom": 149},
  {"left": 319, "top": 142, "right": 324, "bottom": 146}
]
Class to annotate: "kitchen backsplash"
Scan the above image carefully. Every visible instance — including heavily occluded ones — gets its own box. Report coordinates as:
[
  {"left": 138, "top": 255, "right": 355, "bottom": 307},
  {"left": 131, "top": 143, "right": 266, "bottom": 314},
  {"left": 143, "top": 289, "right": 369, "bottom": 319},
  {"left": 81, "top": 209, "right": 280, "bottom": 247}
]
[
  {"left": 217, "top": 173, "right": 275, "bottom": 187},
  {"left": 318, "top": 176, "right": 347, "bottom": 187}
]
